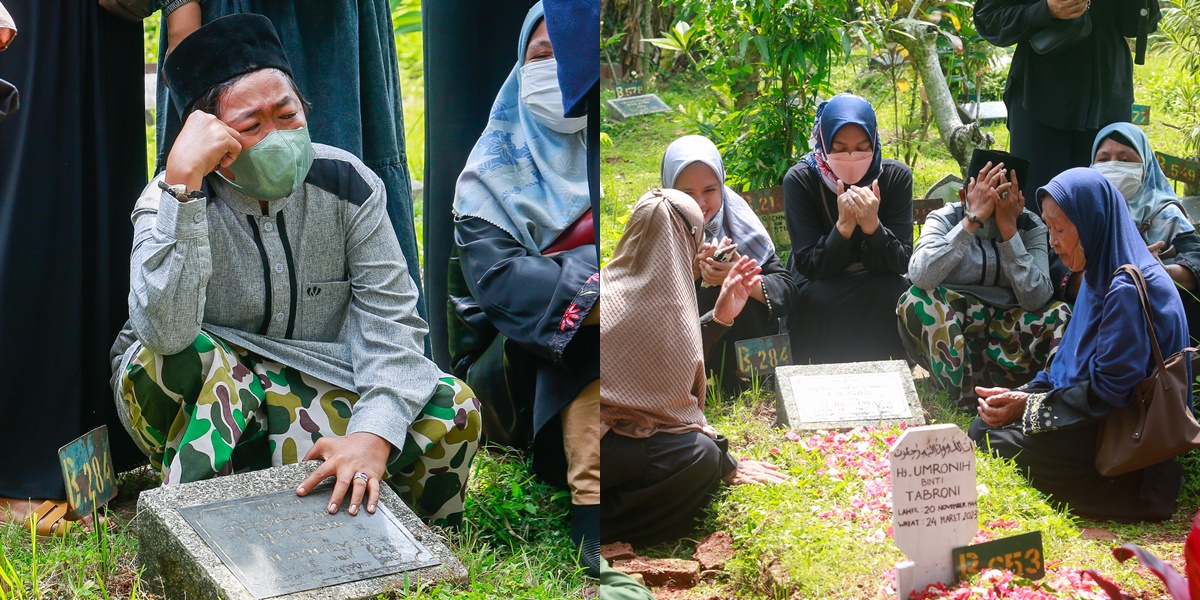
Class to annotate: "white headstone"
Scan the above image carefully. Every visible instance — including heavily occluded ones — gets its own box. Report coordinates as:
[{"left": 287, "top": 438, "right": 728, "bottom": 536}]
[{"left": 890, "top": 424, "right": 978, "bottom": 599}]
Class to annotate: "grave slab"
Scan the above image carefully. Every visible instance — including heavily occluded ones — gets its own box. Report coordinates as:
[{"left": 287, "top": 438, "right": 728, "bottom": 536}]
[
  {"left": 136, "top": 461, "right": 466, "bottom": 599},
  {"left": 605, "top": 94, "right": 671, "bottom": 121},
  {"left": 890, "top": 424, "right": 978, "bottom": 599},
  {"left": 956, "top": 101, "right": 1007, "bottom": 125},
  {"left": 774, "top": 360, "right": 925, "bottom": 431}
]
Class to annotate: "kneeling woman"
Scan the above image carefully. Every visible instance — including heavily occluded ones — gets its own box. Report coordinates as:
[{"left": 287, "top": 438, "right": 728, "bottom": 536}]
[
  {"left": 601, "top": 189, "right": 787, "bottom": 547},
  {"left": 900, "top": 150, "right": 1070, "bottom": 409},
  {"left": 661, "top": 135, "right": 795, "bottom": 391},
  {"left": 970, "top": 168, "right": 1190, "bottom": 521},
  {"left": 783, "top": 94, "right": 913, "bottom": 363}
]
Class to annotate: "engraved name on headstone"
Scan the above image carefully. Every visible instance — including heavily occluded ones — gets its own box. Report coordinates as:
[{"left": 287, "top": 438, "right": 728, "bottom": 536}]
[
  {"left": 775, "top": 360, "right": 926, "bottom": 431},
  {"left": 605, "top": 94, "right": 671, "bottom": 121},
  {"left": 137, "top": 461, "right": 466, "bottom": 600},
  {"left": 891, "top": 424, "right": 978, "bottom": 600},
  {"left": 180, "top": 489, "right": 440, "bottom": 598}
]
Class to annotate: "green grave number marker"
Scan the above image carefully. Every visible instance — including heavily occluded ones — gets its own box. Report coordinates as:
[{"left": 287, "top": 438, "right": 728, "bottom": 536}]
[
  {"left": 952, "top": 531, "right": 1045, "bottom": 582},
  {"left": 1132, "top": 104, "right": 1151, "bottom": 126},
  {"left": 614, "top": 80, "right": 645, "bottom": 99},
  {"left": 734, "top": 333, "right": 792, "bottom": 380},
  {"left": 1157, "top": 152, "right": 1200, "bottom": 186},
  {"left": 58, "top": 425, "right": 117, "bottom": 518}
]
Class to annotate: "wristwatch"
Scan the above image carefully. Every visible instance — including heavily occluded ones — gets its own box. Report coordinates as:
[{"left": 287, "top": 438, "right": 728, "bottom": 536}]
[
  {"left": 158, "top": 180, "right": 206, "bottom": 203},
  {"left": 966, "top": 212, "right": 985, "bottom": 228}
]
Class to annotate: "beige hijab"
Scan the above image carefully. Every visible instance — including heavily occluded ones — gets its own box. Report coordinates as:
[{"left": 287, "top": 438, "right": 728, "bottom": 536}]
[{"left": 600, "top": 189, "right": 716, "bottom": 439}]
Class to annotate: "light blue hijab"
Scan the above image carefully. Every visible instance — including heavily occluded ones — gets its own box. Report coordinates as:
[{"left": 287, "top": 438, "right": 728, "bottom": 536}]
[
  {"left": 451, "top": 1, "right": 590, "bottom": 252},
  {"left": 1090, "top": 123, "right": 1195, "bottom": 247}
]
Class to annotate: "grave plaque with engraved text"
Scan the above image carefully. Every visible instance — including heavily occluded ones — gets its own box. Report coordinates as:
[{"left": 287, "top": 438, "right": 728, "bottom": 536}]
[{"left": 179, "top": 490, "right": 438, "bottom": 599}]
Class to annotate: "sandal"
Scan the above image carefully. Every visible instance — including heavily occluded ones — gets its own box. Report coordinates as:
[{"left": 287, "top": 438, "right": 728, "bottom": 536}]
[{"left": 26, "top": 500, "right": 74, "bottom": 537}]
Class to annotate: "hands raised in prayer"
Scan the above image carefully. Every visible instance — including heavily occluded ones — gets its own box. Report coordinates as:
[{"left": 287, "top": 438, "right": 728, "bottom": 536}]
[
  {"left": 976, "top": 387, "right": 1030, "bottom": 428},
  {"left": 835, "top": 180, "right": 882, "bottom": 238},
  {"left": 712, "top": 255, "right": 762, "bottom": 324}
]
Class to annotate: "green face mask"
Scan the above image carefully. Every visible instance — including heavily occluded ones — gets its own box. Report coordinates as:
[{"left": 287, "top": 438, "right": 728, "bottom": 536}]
[{"left": 219, "top": 126, "right": 315, "bottom": 200}]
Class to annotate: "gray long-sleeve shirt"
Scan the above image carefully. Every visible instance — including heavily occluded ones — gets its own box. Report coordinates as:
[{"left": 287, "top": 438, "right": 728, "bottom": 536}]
[
  {"left": 908, "top": 203, "right": 1053, "bottom": 310},
  {"left": 110, "top": 144, "right": 444, "bottom": 451}
]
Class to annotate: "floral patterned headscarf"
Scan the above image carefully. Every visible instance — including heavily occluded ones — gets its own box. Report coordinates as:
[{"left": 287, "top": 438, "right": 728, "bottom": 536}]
[{"left": 451, "top": 1, "right": 590, "bottom": 252}]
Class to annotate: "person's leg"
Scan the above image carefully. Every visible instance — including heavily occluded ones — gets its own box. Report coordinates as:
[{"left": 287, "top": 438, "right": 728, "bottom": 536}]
[
  {"left": 600, "top": 430, "right": 736, "bottom": 547},
  {"left": 124, "top": 335, "right": 483, "bottom": 525},
  {"left": 969, "top": 417, "right": 1180, "bottom": 521},
  {"left": 119, "top": 332, "right": 268, "bottom": 484},
  {"left": 562, "top": 381, "right": 601, "bottom": 507},
  {"left": 1009, "top": 103, "right": 1075, "bottom": 214},
  {"left": 897, "top": 286, "right": 975, "bottom": 407},
  {"left": 382, "top": 377, "right": 481, "bottom": 527},
  {"left": 979, "top": 300, "right": 1071, "bottom": 389},
  {"left": 562, "top": 380, "right": 600, "bottom": 574}
]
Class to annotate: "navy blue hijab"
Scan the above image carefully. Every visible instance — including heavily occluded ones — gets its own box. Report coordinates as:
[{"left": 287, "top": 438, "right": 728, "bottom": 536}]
[
  {"left": 1034, "top": 168, "right": 1189, "bottom": 402},
  {"left": 800, "top": 94, "right": 884, "bottom": 192}
]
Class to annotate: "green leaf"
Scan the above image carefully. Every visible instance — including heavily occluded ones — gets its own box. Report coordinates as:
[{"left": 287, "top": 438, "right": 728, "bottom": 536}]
[
  {"left": 393, "top": 9, "right": 420, "bottom": 35},
  {"left": 753, "top": 34, "right": 770, "bottom": 63}
]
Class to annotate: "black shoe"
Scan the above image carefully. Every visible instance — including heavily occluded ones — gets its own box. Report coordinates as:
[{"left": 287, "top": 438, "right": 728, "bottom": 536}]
[{"left": 571, "top": 504, "right": 600, "bottom": 578}]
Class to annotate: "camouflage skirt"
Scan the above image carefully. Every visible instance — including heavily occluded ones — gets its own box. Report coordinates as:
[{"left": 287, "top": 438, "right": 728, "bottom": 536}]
[
  {"left": 117, "top": 332, "right": 481, "bottom": 527},
  {"left": 896, "top": 286, "right": 1071, "bottom": 409}
]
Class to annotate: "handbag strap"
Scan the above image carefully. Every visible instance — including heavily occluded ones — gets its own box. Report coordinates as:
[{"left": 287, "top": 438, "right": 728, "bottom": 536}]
[
  {"left": 1139, "top": 200, "right": 1189, "bottom": 237},
  {"left": 1113, "top": 264, "right": 1168, "bottom": 371}
]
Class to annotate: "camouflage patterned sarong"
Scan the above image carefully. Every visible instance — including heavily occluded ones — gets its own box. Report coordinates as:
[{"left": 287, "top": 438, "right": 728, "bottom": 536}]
[
  {"left": 118, "top": 332, "right": 481, "bottom": 527},
  {"left": 896, "top": 285, "right": 1071, "bottom": 409}
]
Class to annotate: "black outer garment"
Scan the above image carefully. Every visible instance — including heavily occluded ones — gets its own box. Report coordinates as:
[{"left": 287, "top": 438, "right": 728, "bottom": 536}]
[
  {"left": 975, "top": 0, "right": 1161, "bottom": 209},
  {"left": 600, "top": 315, "right": 738, "bottom": 547},
  {"left": 974, "top": 0, "right": 1160, "bottom": 133},
  {"left": 969, "top": 378, "right": 1181, "bottom": 521},
  {"left": 0, "top": 2, "right": 147, "bottom": 498},
  {"left": 694, "top": 251, "right": 795, "bottom": 392},
  {"left": 452, "top": 216, "right": 599, "bottom": 487},
  {"left": 1051, "top": 230, "right": 1200, "bottom": 341},
  {"left": 782, "top": 159, "right": 914, "bottom": 364}
]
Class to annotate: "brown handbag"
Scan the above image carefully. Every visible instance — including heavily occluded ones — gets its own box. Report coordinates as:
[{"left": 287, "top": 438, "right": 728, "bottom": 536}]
[
  {"left": 1095, "top": 264, "right": 1200, "bottom": 477},
  {"left": 98, "top": 0, "right": 154, "bottom": 23}
]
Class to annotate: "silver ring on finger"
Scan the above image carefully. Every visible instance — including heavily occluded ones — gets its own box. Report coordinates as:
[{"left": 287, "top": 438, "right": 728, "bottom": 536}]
[
  {"left": 1000, "top": 191, "right": 1009, "bottom": 200},
  {"left": 355, "top": 471, "right": 370, "bottom": 483}
]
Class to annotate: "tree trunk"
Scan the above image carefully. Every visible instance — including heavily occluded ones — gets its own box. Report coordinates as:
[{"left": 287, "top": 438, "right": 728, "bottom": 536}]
[{"left": 885, "top": 19, "right": 992, "bottom": 175}]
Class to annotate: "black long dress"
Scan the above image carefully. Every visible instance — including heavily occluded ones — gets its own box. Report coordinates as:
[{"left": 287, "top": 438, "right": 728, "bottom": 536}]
[
  {"left": 969, "top": 379, "right": 1182, "bottom": 522},
  {"left": 974, "top": 0, "right": 1160, "bottom": 210},
  {"left": 782, "top": 159, "right": 914, "bottom": 365},
  {"left": 0, "top": 2, "right": 145, "bottom": 499},
  {"left": 447, "top": 217, "right": 599, "bottom": 486},
  {"left": 695, "top": 252, "right": 794, "bottom": 392}
]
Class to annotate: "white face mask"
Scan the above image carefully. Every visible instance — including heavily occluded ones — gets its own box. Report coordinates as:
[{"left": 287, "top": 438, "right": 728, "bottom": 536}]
[
  {"left": 520, "top": 58, "right": 587, "bottom": 134},
  {"left": 1092, "top": 160, "right": 1144, "bottom": 200}
]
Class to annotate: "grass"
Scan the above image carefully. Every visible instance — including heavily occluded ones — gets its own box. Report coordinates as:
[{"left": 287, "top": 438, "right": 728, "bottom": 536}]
[
  {"left": 623, "top": 381, "right": 1189, "bottom": 599},
  {"left": 0, "top": 447, "right": 589, "bottom": 599}
]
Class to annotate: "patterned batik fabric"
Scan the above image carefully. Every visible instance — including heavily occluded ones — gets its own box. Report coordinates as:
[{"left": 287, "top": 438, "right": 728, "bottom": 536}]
[
  {"left": 896, "top": 286, "right": 1072, "bottom": 409},
  {"left": 119, "top": 332, "right": 481, "bottom": 527}
]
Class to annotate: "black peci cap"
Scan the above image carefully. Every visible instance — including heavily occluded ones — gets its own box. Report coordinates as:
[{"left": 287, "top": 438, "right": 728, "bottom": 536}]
[
  {"left": 162, "top": 14, "right": 293, "bottom": 116},
  {"left": 967, "top": 148, "right": 1031, "bottom": 186}
]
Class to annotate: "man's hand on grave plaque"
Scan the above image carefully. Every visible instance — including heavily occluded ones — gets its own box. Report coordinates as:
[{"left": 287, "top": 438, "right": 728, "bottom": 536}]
[
  {"left": 296, "top": 432, "right": 392, "bottom": 516},
  {"left": 975, "top": 387, "right": 1030, "bottom": 427}
]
